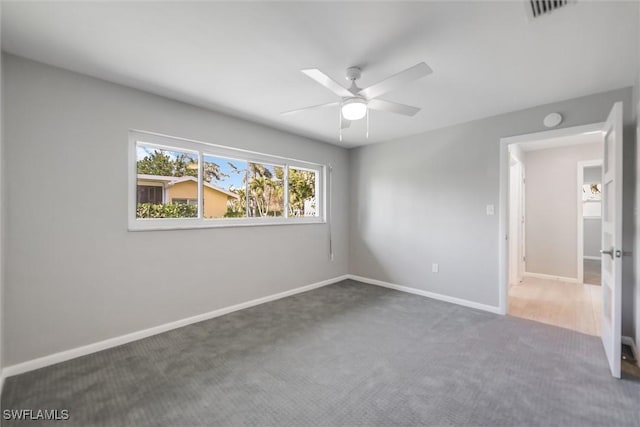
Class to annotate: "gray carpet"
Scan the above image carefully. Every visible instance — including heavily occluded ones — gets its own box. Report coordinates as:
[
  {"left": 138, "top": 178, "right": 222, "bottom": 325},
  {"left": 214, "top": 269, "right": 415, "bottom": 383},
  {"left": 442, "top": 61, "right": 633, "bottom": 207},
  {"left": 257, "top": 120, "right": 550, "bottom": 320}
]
[{"left": 2, "top": 280, "right": 639, "bottom": 427}]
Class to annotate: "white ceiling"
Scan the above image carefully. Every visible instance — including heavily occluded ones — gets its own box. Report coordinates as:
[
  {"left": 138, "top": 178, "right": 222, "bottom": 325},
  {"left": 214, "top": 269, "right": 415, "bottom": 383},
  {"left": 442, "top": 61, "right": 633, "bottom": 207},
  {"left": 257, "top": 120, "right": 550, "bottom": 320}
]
[{"left": 2, "top": 1, "right": 638, "bottom": 147}]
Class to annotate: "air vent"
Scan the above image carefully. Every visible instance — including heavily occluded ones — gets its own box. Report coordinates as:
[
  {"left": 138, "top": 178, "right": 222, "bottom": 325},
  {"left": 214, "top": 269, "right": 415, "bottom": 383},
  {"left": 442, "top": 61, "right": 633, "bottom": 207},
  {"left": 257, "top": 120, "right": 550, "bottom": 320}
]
[{"left": 527, "top": 0, "right": 574, "bottom": 19}]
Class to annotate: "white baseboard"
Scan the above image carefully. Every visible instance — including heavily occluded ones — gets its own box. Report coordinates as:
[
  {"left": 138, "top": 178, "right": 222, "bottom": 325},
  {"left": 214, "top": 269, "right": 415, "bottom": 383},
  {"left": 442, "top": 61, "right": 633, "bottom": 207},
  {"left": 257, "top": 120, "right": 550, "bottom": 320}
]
[
  {"left": 3, "top": 275, "right": 349, "bottom": 378},
  {"left": 622, "top": 336, "right": 638, "bottom": 365},
  {"left": 523, "top": 272, "right": 578, "bottom": 283},
  {"left": 583, "top": 256, "right": 600, "bottom": 261},
  {"left": 347, "top": 274, "right": 501, "bottom": 315}
]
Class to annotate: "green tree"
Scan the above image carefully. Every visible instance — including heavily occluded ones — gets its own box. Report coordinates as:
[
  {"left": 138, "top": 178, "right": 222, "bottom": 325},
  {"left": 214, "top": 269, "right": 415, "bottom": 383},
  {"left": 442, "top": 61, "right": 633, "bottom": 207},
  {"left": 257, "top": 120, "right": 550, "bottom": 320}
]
[
  {"left": 246, "top": 163, "right": 284, "bottom": 217},
  {"left": 203, "top": 161, "right": 227, "bottom": 183},
  {"left": 137, "top": 150, "right": 226, "bottom": 183},
  {"left": 288, "top": 169, "right": 316, "bottom": 216},
  {"left": 224, "top": 164, "right": 314, "bottom": 218},
  {"left": 136, "top": 203, "right": 197, "bottom": 218},
  {"left": 137, "top": 150, "right": 175, "bottom": 176}
]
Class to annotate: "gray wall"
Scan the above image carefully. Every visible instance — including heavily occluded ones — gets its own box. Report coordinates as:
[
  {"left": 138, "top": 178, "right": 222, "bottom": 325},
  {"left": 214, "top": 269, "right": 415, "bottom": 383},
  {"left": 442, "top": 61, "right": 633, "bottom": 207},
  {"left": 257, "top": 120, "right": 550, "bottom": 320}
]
[
  {"left": 3, "top": 54, "right": 349, "bottom": 366},
  {"left": 349, "top": 88, "right": 636, "bottom": 335},
  {"left": 584, "top": 220, "right": 602, "bottom": 259},
  {"left": 524, "top": 143, "right": 601, "bottom": 278},
  {"left": 584, "top": 165, "right": 602, "bottom": 183}
]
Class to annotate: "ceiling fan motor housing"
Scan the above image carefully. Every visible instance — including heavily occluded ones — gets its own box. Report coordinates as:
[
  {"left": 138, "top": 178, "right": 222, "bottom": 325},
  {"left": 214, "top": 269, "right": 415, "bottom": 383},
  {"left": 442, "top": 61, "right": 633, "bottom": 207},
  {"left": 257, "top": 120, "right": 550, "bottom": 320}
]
[{"left": 346, "top": 66, "right": 362, "bottom": 82}]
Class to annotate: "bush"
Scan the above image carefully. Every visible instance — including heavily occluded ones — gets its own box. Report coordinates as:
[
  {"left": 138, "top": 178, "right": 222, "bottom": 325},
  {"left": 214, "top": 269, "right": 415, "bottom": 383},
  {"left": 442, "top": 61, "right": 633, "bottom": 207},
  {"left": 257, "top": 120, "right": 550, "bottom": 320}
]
[
  {"left": 136, "top": 203, "right": 197, "bottom": 218},
  {"left": 224, "top": 208, "right": 245, "bottom": 218}
]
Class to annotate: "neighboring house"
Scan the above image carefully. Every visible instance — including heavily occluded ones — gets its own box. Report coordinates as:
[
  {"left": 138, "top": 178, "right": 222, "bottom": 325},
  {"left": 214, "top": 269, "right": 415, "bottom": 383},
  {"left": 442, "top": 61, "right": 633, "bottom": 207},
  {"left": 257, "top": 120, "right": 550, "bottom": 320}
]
[{"left": 137, "top": 174, "right": 239, "bottom": 218}]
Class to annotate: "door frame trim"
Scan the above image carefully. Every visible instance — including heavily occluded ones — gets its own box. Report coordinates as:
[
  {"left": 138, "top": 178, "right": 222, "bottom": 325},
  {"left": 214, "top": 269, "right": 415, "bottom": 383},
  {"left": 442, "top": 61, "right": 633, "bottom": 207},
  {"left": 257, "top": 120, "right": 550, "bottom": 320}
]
[
  {"left": 498, "top": 122, "right": 604, "bottom": 314},
  {"left": 507, "top": 152, "right": 526, "bottom": 287}
]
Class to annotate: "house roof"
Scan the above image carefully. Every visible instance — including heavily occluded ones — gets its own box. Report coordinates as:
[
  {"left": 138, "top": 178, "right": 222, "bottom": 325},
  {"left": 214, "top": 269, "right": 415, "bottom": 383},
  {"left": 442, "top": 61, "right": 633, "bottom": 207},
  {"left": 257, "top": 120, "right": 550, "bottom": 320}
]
[{"left": 137, "top": 174, "right": 240, "bottom": 199}]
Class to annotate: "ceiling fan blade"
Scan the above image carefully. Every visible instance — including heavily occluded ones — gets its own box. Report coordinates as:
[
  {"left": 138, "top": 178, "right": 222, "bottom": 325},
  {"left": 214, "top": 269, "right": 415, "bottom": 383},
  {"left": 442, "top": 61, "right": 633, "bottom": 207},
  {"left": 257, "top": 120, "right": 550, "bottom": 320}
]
[
  {"left": 281, "top": 101, "right": 339, "bottom": 116},
  {"left": 359, "top": 62, "right": 432, "bottom": 100},
  {"left": 301, "top": 69, "right": 354, "bottom": 98},
  {"left": 368, "top": 99, "right": 421, "bottom": 116}
]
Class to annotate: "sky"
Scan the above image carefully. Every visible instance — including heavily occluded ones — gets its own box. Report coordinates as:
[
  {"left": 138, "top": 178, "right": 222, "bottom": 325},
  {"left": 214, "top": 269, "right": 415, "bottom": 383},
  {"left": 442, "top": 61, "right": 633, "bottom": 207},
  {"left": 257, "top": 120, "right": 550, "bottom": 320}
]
[{"left": 205, "top": 155, "right": 247, "bottom": 190}]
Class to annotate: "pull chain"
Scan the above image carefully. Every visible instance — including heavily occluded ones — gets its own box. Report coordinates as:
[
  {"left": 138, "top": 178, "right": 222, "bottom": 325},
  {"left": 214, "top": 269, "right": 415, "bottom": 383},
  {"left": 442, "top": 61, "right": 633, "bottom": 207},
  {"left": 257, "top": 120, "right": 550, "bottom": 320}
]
[
  {"left": 339, "top": 105, "right": 343, "bottom": 142},
  {"left": 366, "top": 108, "right": 370, "bottom": 139}
]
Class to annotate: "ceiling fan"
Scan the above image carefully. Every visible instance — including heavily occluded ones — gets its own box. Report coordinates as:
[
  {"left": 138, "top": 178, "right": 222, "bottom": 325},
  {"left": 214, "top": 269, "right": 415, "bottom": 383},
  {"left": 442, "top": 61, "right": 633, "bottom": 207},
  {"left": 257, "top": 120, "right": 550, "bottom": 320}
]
[{"left": 281, "top": 62, "right": 433, "bottom": 141}]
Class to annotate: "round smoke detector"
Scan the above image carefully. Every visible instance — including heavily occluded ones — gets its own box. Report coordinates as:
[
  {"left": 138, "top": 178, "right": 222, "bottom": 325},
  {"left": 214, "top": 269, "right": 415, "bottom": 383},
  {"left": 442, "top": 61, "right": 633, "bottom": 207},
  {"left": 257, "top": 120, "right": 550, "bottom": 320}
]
[{"left": 543, "top": 112, "right": 563, "bottom": 128}]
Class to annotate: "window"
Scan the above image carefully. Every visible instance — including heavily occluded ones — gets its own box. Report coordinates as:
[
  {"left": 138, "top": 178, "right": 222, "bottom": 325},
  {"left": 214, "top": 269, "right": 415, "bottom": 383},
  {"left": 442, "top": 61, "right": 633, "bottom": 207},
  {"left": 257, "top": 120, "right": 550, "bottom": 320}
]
[
  {"left": 582, "top": 183, "right": 602, "bottom": 218},
  {"left": 137, "top": 185, "right": 163, "bottom": 204},
  {"left": 135, "top": 145, "right": 199, "bottom": 219},
  {"left": 288, "top": 167, "right": 319, "bottom": 217},
  {"left": 247, "top": 162, "right": 284, "bottom": 218},
  {"left": 129, "top": 131, "right": 325, "bottom": 230}
]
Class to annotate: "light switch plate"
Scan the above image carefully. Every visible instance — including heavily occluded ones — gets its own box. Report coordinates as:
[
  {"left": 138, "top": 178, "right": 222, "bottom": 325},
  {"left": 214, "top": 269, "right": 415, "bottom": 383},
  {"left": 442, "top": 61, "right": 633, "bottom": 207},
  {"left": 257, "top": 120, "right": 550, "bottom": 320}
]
[
  {"left": 486, "top": 205, "right": 495, "bottom": 216},
  {"left": 432, "top": 263, "right": 439, "bottom": 273}
]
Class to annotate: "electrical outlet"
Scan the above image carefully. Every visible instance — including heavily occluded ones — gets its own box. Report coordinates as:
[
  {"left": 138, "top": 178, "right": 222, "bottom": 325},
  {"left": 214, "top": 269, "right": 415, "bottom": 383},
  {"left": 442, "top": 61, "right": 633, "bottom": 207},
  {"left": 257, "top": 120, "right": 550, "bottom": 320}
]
[
  {"left": 486, "top": 204, "right": 495, "bottom": 216},
  {"left": 432, "top": 263, "right": 439, "bottom": 273}
]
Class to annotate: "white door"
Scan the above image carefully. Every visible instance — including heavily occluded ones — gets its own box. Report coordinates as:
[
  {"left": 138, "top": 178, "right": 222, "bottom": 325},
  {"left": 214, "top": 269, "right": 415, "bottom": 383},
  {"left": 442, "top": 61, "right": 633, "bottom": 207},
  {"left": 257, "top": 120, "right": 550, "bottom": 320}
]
[
  {"left": 520, "top": 168, "right": 526, "bottom": 280},
  {"left": 600, "top": 101, "right": 623, "bottom": 378},
  {"left": 509, "top": 160, "right": 520, "bottom": 285}
]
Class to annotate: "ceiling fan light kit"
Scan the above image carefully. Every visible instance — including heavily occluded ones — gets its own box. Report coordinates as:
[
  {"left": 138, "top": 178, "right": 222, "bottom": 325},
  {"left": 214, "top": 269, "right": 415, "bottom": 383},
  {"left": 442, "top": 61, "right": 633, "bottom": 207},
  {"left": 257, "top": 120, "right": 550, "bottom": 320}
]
[
  {"left": 341, "top": 97, "right": 368, "bottom": 121},
  {"left": 282, "top": 62, "right": 433, "bottom": 142}
]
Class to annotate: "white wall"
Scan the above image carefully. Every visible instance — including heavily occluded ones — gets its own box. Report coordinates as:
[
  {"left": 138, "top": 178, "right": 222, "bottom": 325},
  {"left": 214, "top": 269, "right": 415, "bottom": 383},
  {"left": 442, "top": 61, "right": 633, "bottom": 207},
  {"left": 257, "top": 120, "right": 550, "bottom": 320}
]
[
  {"left": 524, "top": 143, "right": 601, "bottom": 279},
  {"left": 3, "top": 54, "right": 349, "bottom": 366},
  {"left": 349, "top": 88, "right": 635, "bottom": 332}
]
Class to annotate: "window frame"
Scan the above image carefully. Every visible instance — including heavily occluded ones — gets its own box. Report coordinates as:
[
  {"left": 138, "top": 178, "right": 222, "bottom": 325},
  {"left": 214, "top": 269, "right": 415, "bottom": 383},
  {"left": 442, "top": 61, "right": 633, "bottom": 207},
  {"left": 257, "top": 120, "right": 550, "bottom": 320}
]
[{"left": 129, "top": 130, "right": 326, "bottom": 231}]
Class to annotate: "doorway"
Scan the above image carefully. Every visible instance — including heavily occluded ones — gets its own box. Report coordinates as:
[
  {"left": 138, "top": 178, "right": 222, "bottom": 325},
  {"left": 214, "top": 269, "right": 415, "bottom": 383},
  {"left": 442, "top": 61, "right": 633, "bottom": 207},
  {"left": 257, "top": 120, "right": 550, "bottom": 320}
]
[
  {"left": 499, "top": 104, "right": 624, "bottom": 379},
  {"left": 505, "top": 134, "right": 603, "bottom": 337}
]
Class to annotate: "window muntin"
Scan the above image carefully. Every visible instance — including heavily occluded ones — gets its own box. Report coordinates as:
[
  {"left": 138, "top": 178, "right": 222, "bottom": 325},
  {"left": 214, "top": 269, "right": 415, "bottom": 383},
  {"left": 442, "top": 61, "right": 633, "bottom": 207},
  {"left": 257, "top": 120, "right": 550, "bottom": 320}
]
[{"left": 129, "top": 131, "right": 325, "bottom": 230}]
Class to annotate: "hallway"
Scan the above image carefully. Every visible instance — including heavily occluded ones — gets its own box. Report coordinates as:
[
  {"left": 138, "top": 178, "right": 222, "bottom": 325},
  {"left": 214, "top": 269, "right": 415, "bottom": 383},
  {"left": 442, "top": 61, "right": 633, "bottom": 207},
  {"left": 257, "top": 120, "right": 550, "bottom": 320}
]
[{"left": 509, "top": 277, "right": 601, "bottom": 336}]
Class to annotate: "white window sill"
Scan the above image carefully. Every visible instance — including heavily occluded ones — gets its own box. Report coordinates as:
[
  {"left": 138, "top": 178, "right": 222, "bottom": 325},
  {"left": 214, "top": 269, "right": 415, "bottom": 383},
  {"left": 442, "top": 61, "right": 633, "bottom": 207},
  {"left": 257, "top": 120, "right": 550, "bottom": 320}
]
[{"left": 128, "top": 217, "right": 326, "bottom": 231}]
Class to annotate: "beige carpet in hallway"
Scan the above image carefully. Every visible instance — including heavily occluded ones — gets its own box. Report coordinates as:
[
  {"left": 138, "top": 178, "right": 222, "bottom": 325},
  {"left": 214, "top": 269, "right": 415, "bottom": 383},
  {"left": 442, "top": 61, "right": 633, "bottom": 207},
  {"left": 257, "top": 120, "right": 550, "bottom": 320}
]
[{"left": 509, "top": 277, "right": 601, "bottom": 336}]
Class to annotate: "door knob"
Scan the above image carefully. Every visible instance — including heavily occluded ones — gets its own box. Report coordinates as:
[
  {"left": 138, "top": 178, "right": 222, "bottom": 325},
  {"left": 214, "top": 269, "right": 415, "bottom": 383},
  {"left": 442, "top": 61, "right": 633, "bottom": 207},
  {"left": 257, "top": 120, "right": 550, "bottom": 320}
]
[{"left": 600, "top": 248, "right": 614, "bottom": 259}]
